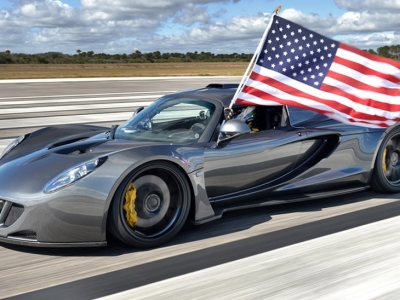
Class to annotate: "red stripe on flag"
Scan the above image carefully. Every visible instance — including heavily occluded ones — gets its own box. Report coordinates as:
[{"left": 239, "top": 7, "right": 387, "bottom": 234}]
[
  {"left": 340, "top": 43, "right": 400, "bottom": 70},
  {"left": 239, "top": 84, "right": 389, "bottom": 127},
  {"left": 334, "top": 55, "right": 400, "bottom": 85},
  {"left": 326, "top": 69, "right": 400, "bottom": 99},
  {"left": 241, "top": 82, "right": 330, "bottom": 115},
  {"left": 246, "top": 71, "right": 394, "bottom": 122},
  {"left": 320, "top": 80, "right": 398, "bottom": 115}
]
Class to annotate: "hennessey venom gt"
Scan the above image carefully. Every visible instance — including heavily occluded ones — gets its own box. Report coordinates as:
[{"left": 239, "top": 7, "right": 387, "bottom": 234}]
[{"left": 0, "top": 83, "right": 399, "bottom": 248}]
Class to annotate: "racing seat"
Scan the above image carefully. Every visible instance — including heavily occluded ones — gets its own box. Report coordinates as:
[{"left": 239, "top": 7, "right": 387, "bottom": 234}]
[
  {"left": 252, "top": 106, "right": 272, "bottom": 131},
  {"left": 253, "top": 106, "right": 287, "bottom": 130}
]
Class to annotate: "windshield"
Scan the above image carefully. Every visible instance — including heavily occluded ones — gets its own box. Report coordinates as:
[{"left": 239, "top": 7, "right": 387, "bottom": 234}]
[{"left": 115, "top": 96, "right": 216, "bottom": 143}]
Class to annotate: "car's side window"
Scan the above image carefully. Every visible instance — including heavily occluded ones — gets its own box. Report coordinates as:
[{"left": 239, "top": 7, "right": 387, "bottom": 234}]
[{"left": 232, "top": 105, "right": 287, "bottom": 132}]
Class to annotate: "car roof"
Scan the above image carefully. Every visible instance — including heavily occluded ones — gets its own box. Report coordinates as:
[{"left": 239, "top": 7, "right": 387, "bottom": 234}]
[{"left": 176, "top": 83, "right": 239, "bottom": 107}]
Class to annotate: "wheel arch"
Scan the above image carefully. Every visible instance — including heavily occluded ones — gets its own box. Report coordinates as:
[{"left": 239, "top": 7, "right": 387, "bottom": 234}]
[
  {"left": 370, "top": 123, "right": 400, "bottom": 192},
  {"left": 370, "top": 122, "right": 400, "bottom": 172},
  {"left": 102, "top": 158, "right": 214, "bottom": 236}
]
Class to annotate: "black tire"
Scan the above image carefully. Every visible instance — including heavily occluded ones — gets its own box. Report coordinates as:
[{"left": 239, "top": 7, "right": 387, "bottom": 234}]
[
  {"left": 108, "top": 162, "right": 191, "bottom": 248},
  {"left": 371, "top": 126, "right": 400, "bottom": 193}
]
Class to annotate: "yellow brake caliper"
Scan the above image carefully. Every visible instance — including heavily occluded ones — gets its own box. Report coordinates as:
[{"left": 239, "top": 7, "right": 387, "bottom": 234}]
[
  {"left": 123, "top": 183, "right": 137, "bottom": 227},
  {"left": 382, "top": 148, "right": 387, "bottom": 173}
]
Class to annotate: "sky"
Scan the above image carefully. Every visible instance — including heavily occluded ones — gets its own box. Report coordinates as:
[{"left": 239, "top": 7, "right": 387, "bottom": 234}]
[{"left": 0, "top": 0, "right": 399, "bottom": 55}]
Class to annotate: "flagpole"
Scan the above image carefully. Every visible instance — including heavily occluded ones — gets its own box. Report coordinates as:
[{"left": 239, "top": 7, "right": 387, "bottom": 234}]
[{"left": 228, "top": 5, "right": 281, "bottom": 109}]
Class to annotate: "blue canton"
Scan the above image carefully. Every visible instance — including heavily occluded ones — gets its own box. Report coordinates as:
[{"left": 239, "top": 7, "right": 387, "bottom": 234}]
[{"left": 258, "top": 15, "right": 339, "bottom": 89}]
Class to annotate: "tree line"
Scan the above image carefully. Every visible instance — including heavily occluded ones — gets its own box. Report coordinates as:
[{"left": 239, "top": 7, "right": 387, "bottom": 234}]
[
  {"left": 0, "top": 50, "right": 253, "bottom": 64},
  {"left": 367, "top": 45, "right": 400, "bottom": 60},
  {"left": 0, "top": 45, "right": 399, "bottom": 64}
]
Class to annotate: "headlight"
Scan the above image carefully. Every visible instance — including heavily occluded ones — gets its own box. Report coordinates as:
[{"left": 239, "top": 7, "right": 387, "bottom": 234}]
[
  {"left": 0, "top": 135, "right": 27, "bottom": 160},
  {"left": 44, "top": 157, "right": 107, "bottom": 193}
]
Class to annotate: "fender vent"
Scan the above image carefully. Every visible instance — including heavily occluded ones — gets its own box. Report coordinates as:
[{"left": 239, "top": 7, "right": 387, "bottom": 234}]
[
  {"left": 54, "top": 141, "right": 106, "bottom": 155},
  {"left": 48, "top": 138, "right": 87, "bottom": 150},
  {"left": 0, "top": 201, "right": 25, "bottom": 227}
]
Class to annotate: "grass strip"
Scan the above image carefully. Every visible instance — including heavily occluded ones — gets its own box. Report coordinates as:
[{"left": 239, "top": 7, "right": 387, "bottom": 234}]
[{"left": 0, "top": 63, "right": 248, "bottom": 79}]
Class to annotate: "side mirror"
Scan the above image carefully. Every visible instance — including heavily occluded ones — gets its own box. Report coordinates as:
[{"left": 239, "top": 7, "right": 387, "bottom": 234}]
[
  {"left": 216, "top": 119, "right": 250, "bottom": 146},
  {"left": 132, "top": 106, "right": 144, "bottom": 117}
]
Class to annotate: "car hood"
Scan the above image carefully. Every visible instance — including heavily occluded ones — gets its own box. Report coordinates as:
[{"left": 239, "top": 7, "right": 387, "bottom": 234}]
[
  {"left": 0, "top": 127, "right": 204, "bottom": 202},
  {"left": 0, "top": 124, "right": 164, "bottom": 162}
]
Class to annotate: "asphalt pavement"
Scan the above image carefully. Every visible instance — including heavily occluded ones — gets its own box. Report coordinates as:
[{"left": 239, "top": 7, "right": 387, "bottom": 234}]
[{"left": 0, "top": 77, "right": 399, "bottom": 299}]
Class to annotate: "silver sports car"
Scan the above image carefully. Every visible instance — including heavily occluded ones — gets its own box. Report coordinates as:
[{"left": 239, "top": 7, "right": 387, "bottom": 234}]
[{"left": 0, "top": 83, "right": 399, "bottom": 248}]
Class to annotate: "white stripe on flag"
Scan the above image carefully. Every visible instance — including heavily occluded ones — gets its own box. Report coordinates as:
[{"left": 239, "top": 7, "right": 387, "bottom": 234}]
[
  {"left": 329, "top": 61, "right": 400, "bottom": 91},
  {"left": 239, "top": 90, "right": 392, "bottom": 127},
  {"left": 336, "top": 48, "right": 400, "bottom": 80},
  {"left": 241, "top": 67, "right": 396, "bottom": 126},
  {"left": 254, "top": 65, "right": 395, "bottom": 119},
  {"left": 324, "top": 75, "right": 400, "bottom": 108}
]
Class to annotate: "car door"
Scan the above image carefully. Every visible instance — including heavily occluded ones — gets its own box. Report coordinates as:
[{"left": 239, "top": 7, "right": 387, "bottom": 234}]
[{"left": 203, "top": 126, "right": 306, "bottom": 199}]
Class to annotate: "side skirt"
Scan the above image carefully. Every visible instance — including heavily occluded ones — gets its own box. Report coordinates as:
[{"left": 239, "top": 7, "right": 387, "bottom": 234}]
[{"left": 194, "top": 186, "right": 370, "bottom": 225}]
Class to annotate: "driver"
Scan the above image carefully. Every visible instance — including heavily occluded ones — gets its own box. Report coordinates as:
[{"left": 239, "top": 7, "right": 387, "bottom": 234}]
[
  {"left": 225, "top": 106, "right": 259, "bottom": 132},
  {"left": 236, "top": 106, "right": 259, "bottom": 132}
]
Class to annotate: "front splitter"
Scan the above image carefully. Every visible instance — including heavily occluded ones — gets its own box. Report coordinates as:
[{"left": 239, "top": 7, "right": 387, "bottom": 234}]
[{"left": 0, "top": 236, "right": 107, "bottom": 248}]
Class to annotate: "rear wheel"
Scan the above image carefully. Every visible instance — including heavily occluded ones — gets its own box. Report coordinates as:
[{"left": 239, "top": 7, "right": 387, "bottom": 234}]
[
  {"left": 371, "top": 127, "right": 400, "bottom": 193},
  {"left": 109, "top": 162, "right": 191, "bottom": 248}
]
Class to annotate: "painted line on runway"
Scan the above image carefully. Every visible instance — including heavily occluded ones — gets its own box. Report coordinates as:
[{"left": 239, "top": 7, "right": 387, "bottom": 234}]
[
  {"left": 0, "top": 112, "right": 132, "bottom": 129},
  {"left": 0, "top": 95, "right": 161, "bottom": 106},
  {"left": 0, "top": 76, "right": 240, "bottom": 84},
  {"left": 0, "top": 101, "right": 153, "bottom": 115},
  {"left": 0, "top": 91, "right": 175, "bottom": 101},
  {"left": 7, "top": 199, "right": 400, "bottom": 300},
  {"left": 0, "top": 139, "right": 13, "bottom": 153}
]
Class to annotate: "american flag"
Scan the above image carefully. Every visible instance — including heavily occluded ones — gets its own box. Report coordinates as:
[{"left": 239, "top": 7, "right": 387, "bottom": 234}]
[{"left": 237, "top": 15, "right": 400, "bottom": 128}]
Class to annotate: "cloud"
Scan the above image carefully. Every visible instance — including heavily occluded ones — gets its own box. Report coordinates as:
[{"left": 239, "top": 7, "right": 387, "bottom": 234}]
[
  {"left": 11, "top": 0, "right": 75, "bottom": 27},
  {"left": 340, "top": 31, "right": 400, "bottom": 50},
  {"left": 334, "top": 0, "right": 400, "bottom": 12},
  {"left": 80, "top": 0, "right": 239, "bottom": 21},
  {"left": 172, "top": 4, "right": 211, "bottom": 25},
  {"left": 280, "top": 9, "right": 338, "bottom": 34},
  {"left": 0, "top": 0, "right": 399, "bottom": 54},
  {"left": 279, "top": 8, "right": 400, "bottom": 36}
]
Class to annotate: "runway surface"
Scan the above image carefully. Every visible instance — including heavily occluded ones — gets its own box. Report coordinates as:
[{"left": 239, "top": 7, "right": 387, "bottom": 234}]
[
  {"left": 0, "top": 76, "right": 234, "bottom": 144},
  {"left": 1, "top": 77, "right": 400, "bottom": 299}
]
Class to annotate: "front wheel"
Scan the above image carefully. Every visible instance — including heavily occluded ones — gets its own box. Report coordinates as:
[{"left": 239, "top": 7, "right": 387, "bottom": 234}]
[
  {"left": 371, "top": 127, "right": 400, "bottom": 193},
  {"left": 108, "top": 162, "right": 191, "bottom": 248}
]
